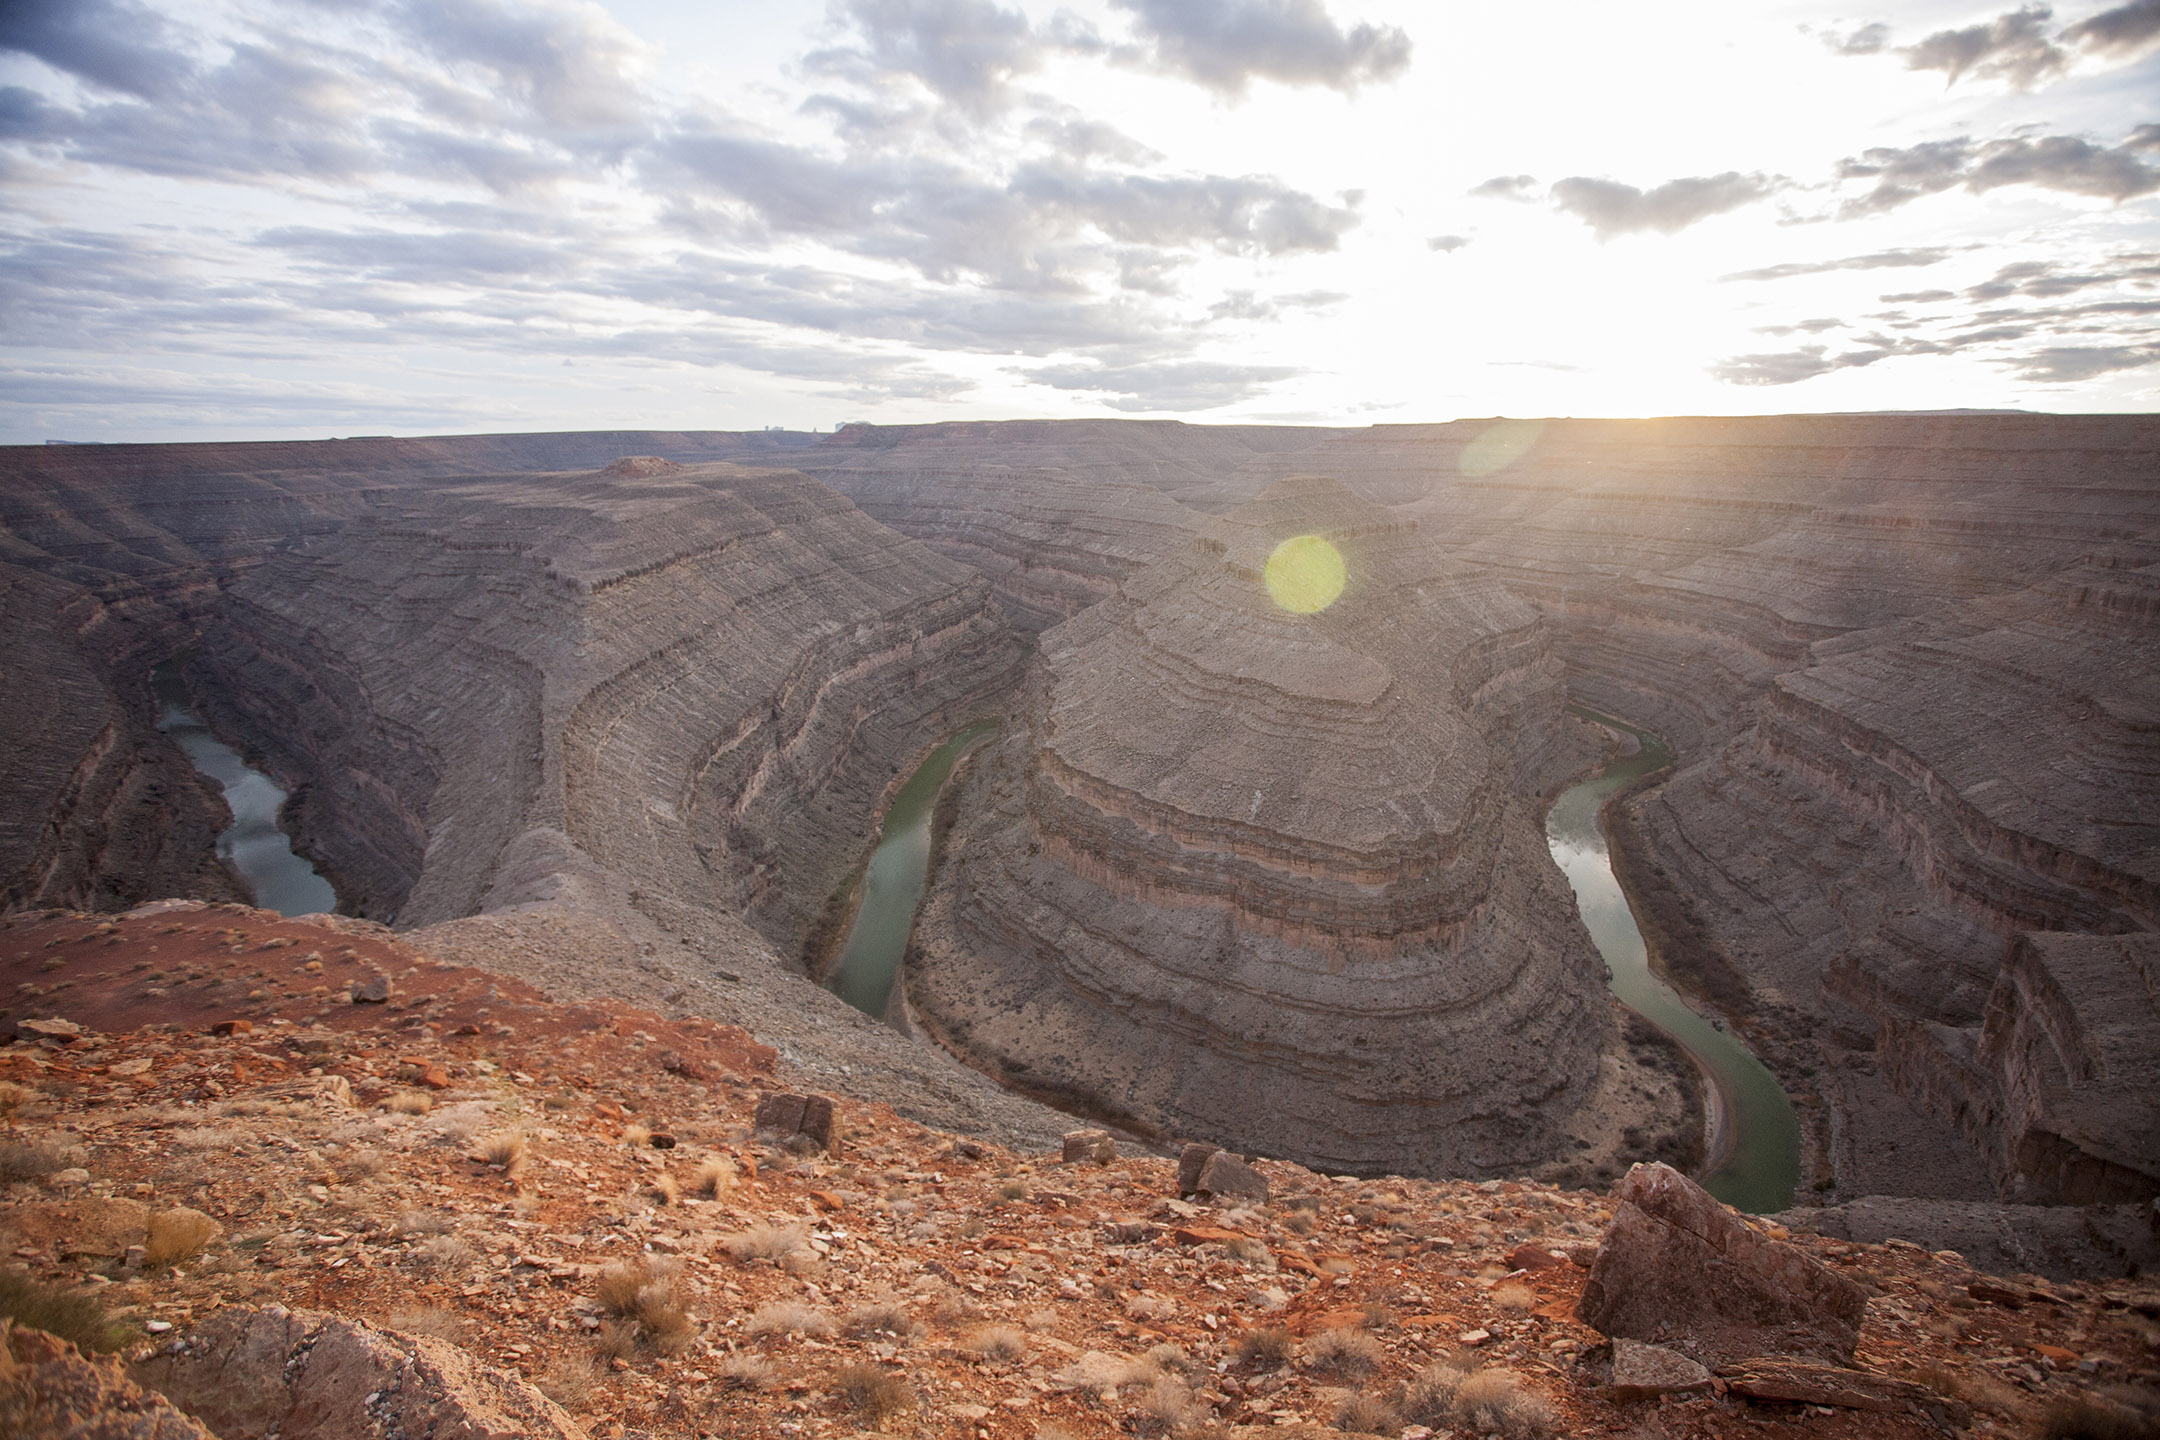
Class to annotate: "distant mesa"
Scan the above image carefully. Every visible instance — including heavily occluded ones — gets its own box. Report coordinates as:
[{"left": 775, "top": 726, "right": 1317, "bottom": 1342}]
[{"left": 602, "top": 455, "right": 687, "bottom": 477}]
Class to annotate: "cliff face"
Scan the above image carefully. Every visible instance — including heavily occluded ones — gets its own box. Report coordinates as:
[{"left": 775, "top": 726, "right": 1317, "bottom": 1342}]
[{"left": 909, "top": 477, "right": 1615, "bottom": 1177}]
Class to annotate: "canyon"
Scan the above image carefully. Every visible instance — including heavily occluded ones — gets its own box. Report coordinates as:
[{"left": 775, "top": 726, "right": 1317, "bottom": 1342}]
[{"left": 1, "top": 415, "right": 2154, "bottom": 1232}]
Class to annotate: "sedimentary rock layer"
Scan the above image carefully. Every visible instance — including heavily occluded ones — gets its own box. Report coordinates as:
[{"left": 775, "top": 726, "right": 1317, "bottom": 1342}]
[{"left": 910, "top": 476, "right": 1613, "bottom": 1176}]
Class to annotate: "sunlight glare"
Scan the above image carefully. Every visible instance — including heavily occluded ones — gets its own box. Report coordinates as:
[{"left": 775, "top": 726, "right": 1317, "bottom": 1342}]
[
  {"left": 1264, "top": 535, "right": 1348, "bottom": 614},
  {"left": 1460, "top": 419, "right": 1548, "bottom": 478}
]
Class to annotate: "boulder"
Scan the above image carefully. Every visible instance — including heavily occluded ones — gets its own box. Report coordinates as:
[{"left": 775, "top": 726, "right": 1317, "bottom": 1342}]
[
  {"left": 349, "top": 975, "right": 391, "bottom": 1004},
  {"left": 1718, "top": 1356, "right": 1969, "bottom": 1426},
  {"left": 1177, "top": 1143, "right": 1219, "bottom": 1196},
  {"left": 1062, "top": 1129, "right": 1115, "bottom": 1164},
  {"left": 752, "top": 1090, "right": 835, "bottom": 1150},
  {"left": 0, "top": 1319, "right": 219, "bottom": 1440},
  {"left": 1195, "top": 1151, "right": 1269, "bottom": 1203},
  {"left": 14, "top": 1018, "right": 84, "bottom": 1043},
  {"left": 1608, "top": 1339, "right": 1711, "bottom": 1400},
  {"left": 1577, "top": 1163, "right": 1866, "bottom": 1367},
  {"left": 133, "top": 1304, "right": 586, "bottom": 1440}
]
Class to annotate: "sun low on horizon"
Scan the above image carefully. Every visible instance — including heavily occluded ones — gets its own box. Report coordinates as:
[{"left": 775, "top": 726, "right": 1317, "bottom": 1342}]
[{"left": 0, "top": 0, "right": 2155, "bottom": 443}]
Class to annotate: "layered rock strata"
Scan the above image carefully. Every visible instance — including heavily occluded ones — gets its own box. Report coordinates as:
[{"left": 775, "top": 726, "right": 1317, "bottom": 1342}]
[{"left": 909, "top": 476, "right": 1614, "bottom": 1176}]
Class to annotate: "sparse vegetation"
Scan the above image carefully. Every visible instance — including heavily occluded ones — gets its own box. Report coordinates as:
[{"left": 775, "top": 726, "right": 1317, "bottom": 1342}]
[
  {"left": 1133, "top": 1376, "right": 1201, "bottom": 1436},
  {"left": 846, "top": 1302, "right": 919, "bottom": 1341},
  {"left": 1233, "top": 1325, "right": 1294, "bottom": 1368},
  {"left": 724, "top": 1222, "right": 807, "bottom": 1263},
  {"left": 383, "top": 1091, "right": 434, "bottom": 1115},
  {"left": 747, "top": 1301, "right": 836, "bottom": 1338},
  {"left": 964, "top": 1323, "right": 1028, "bottom": 1361},
  {"left": 713, "top": 1353, "right": 773, "bottom": 1391},
  {"left": 476, "top": 1129, "right": 528, "bottom": 1177},
  {"left": 621, "top": 1122, "right": 652, "bottom": 1147},
  {"left": 386, "top": 1305, "right": 460, "bottom": 1341},
  {"left": 595, "top": 1259, "right": 694, "bottom": 1352},
  {"left": 1450, "top": 1368, "right": 1559, "bottom": 1440},
  {"left": 997, "top": 1177, "right": 1030, "bottom": 1201},
  {"left": 0, "top": 1137, "right": 65, "bottom": 1183},
  {"left": 1335, "top": 1390, "right": 1402, "bottom": 1434},
  {"left": 0, "top": 1082, "right": 34, "bottom": 1121},
  {"left": 1303, "top": 1326, "right": 1381, "bottom": 1381},
  {"left": 0, "top": 1268, "right": 131, "bottom": 1352},
  {"left": 688, "top": 1154, "right": 736, "bottom": 1197},
  {"left": 1490, "top": 1281, "right": 1538, "bottom": 1314},
  {"left": 1403, "top": 1356, "right": 1472, "bottom": 1425},
  {"left": 833, "top": 1361, "right": 912, "bottom": 1421},
  {"left": 420, "top": 1233, "right": 476, "bottom": 1270},
  {"left": 538, "top": 1351, "right": 599, "bottom": 1410}
]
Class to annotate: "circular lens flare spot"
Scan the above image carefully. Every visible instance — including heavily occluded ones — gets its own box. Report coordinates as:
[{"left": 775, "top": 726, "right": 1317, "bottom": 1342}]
[{"left": 1264, "top": 534, "right": 1347, "bottom": 614}]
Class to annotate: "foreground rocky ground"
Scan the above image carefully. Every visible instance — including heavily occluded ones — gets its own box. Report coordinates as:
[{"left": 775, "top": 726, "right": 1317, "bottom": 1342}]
[{"left": 5, "top": 903, "right": 2159, "bottom": 1439}]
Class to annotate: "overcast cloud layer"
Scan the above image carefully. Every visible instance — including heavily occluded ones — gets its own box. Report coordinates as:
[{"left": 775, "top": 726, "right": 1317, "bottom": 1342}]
[{"left": 1, "top": 0, "right": 2155, "bottom": 439}]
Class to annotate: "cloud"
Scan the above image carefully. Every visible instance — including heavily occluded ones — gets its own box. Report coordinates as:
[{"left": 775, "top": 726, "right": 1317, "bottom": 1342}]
[
  {"left": 1108, "top": 0, "right": 1411, "bottom": 96},
  {"left": 2061, "top": 0, "right": 2160, "bottom": 56},
  {"left": 1426, "top": 234, "right": 1469, "bottom": 252},
  {"left": 1710, "top": 337, "right": 1948, "bottom": 385},
  {"left": 2009, "top": 344, "right": 2160, "bottom": 380},
  {"left": 0, "top": 0, "right": 188, "bottom": 99},
  {"left": 1823, "top": 21, "right": 1892, "bottom": 54},
  {"left": 1549, "top": 171, "right": 1785, "bottom": 239},
  {"left": 1206, "top": 288, "right": 1345, "bottom": 320},
  {"left": 1720, "top": 247, "right": 1955, "bottom": 282},
  {"left": 1468, "top": 173, "right": 1537, "bottom": 201},
  {"left": 808, "top": 0, "right": 1041, "bottom": 113},
  {"left": 1836, "top": 130, "right": 2160, "bottom": 215},
  {"left": 1901, "top": 4, "right": 2067, "bottom": 88},
  {"left": 1030, "top": 356, "right": 1300, "bottom": 410},
  {"left": 1880, "top": 288, "right": 1959, "bottom": 302}
]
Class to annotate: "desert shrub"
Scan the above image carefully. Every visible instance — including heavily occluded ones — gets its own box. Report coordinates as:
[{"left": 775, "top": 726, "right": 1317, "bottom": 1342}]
[
  {"left": 0, "top": 1138, "right": 65, "bottom": 1183},
  {"left": 0, "top": 1268, "right": 130, "bottom": 1352},
  {"left": 1133, "top": 1377, "right": 1201, "bottom": 1436},
  {"left": 964, "top": 1323, "right": 1028, "bottom": 1361},
  {"left": 592, "top": 1319, "right": 638, "bottom": 1362},
  {"left": 833, "top": 1361, "right": 912, "bottom": 1421},
  {"left": 998, "top": 1178, "right": 1031, "bottom": 1201},
  {"left": 0, "top": 1082, "right": 34, "bottom": 1118},
  {"left": 651, "top": 1171, "right": 680, "bottom": 1205},
  {"left": 395, "top": 1208, "right": 454, "bottom": 1236},
  {"left": 746, "top": 1301, "right": 836, "bottom": 1338},
  {"left": 1450, "top": 1369, "right": 1559, "bottom": 1440},
  {"left": 846, "top": 1302, "right": 919, "bottom": 1342},
  {"left": 143, "top": 1208, "right": 220, "bottom": 1267},
  {"left": 1490, "top": 1282, "right": 1538, "bottom": 1314},
  {"left": 338, "top": 1149, "right": 387, "bottom": 1183},
  {"left": 2039, "top": 1395, "right": 2160, "bottom": 1440},
  {"left": 383, "top": 1091, "right": 433, "bottom": 1115},
  {"left": 1283, "top": 1211, "right": 1317, "bottom": 1236},
  {"left": 1303, "top": 1327, "right": 1380, "bottom": 1381},
  {"left": 713, "top": 1353, "right": 772, "bottom": 1391},
  {"left": 1145, "top": 1342, "right": 1196, "bottom": 1376},
  {"left": 420, "top": 1234, "right": 475, "bottom": 1270},
  {"left": 538, "top": 1352, "right": 598, "bottom": 1409},
  {"left": 476, "top": 1130, "right": 527, "bottom": 1175},
  {"left": 621, "top": 1122, "right": 652, "bottom": 1148},
  {"left": 723, "top": 1223, "right": 806, "bottom": 1263},
  {"left": 1124, "top": 1292, "right": 1175, "bottom": 1322},
  {"left": 1225, "top": 1236, "right": 1270, "bottom": 1264},
  {"left": 1360, "top": 1298, "right": 1398, "bottom": 1329},
  {"left": 1402, "top": 1357, "right": 1472, "bottom": 1425},
  {"left": 596, "top": 1260, "right": 694, "bottom": 1353},
  {"left": 688, "top": 1155, "right": 736, "bottom": 1198},
  {"left": 1335, "top": 1391, "right": 1402, "bottom": 1434},
  {"left": 1233, "top": 1326, "right": 1293, "bottom": 1368}
]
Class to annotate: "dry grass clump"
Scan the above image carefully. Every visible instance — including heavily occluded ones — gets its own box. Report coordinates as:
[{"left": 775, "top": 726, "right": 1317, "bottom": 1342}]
[
  {"left": 833, "top": 1361, "right": 913, "bottom": 1422},
  {"left": 2038, "top": 1394, "right": 2160, "bottom": 1440},
  {"left": 723, "top": 1222, "right": 807, "bottom": 1263},
  {"left": 1283, "top": 1210, "right": 1318, "bottom": 1236},
  {"left": 964, "top": 1323, "right": 1029, "bottom": 1361},
  {"left": 0, "top": 1081, "right": 34, "bottom": 1119},
  {"left": 143, "top": 1208, "right": 220, "bottom": 1268},
  {"left": 997, "top": 1178, "right": 1031, "bottom": 1201},
  {"left": 420, "top": 1234, "right": 476, "bottom": 1270},
  {"left": 1303, "top": 1327, "right": 1381, "bottom": 1381},
  {"left": 395, "top": 1208, "right": 455, "bottom": 1236},
  {"left": 385, "top": 1305, "right": 460, "bottom": 1341},
  {"left": 846, "top": 1302, "right": 920, "bottom": 1342},
  {"left": 1450, "top": 1368, "right": 1559, "bottom": 1440},
  {"left": 713, "top": 1353, "right": 773, "bottom": 1391},
  {"left": 651, "top": 1171, "right": 681, "bottom": 1205},
  {"left": 621, "top": 1122, "right": 652, "bottom": 1147},
  {"left": 746, "top": 1301, "right": 837, "bottom": 1338},
  {"left": 0, "top": 1267, "right": 131, "bottom": 1352},
  {"left": 1335, "top": 1390, "right": 1402, "bottom": 1434},
  {"left": 596, "top": 1259, "right": 694, "bottom": 1353},
  {"left": 337, "top": 1148, "right": 387, "bottom": 1183},
  {"left": 1224, "top": 1235, "right": 1270, "bottom": 1264},
  {"left": 1145, "top": 1342, "right": 1197, "bottom": 1376},
  {"left": 538, "top": 1352, "right": 599, "bottom": 1410},
  {"left": 383, "top": 1091, "right": 434, "bottom": 1115},
  {"left": 0, "top": 1137, "right": 66, "bottom": 1183},
  {"left": 1124, "top": 1292, "right": 1175, "bottom": 1322},
  {"left": 1490, "top": 1281, "right": 1538, "bottom": 1314},
  {"left": 1913, "top": 1362, "right": 2027, "bottom": 1418},
  {"left": 1233, "top": 1326, "right": 1294, "bottom": 1368},
  {"left": 1403, "top": 1357, "right": 1472, "bottom": 1425},
  {"left": 476, "top": 1129, "right": 528, "bottom": 1177},
  {"left": 687, "top": 1154, "right": 736, "bottom": 1198},
  {"left": 1133, "top": 1377, "right": 1202, "bottom": 1436}
]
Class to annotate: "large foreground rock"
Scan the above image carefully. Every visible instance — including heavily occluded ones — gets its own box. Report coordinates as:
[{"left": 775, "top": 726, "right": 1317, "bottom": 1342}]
[
  {"left": 0, "top": 1321, "right": 217, "bottom": 1440},
  {"left": 134, "top": 1304, "right": 587, "bottom": 1440},
  {"left": 1578, "top": 1163, "right": 1867, "bottom": 1366}
]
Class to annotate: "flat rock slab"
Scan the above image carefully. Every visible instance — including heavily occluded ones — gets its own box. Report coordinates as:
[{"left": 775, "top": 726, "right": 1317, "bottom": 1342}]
[
  {"left": 1196, "top": 1151, "right": 1269, "bottom": 1202},
  {"left": 1578, "top": 1163, "right": 1866, "bottom": 1367},
  {"left": 1609, "top": 1338, "right": 1712, "bottom": 1400},
  {"left": 1718, "top": 1356, "right": 1968, "bottom": 1426},
  {"left": 134, "top": 1304, "right": 587, "bottom": 1440},
  {"left": 2, "top": 1319, "right": 219, "bottom": 1440}
]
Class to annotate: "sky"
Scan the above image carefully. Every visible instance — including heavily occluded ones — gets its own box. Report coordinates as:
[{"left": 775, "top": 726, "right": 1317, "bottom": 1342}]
[{"left": 1, "top": 0, "right": 2156, "bottom": 441}]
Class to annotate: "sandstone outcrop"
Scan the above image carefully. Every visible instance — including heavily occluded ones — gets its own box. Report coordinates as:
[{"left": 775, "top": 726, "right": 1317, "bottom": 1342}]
[
  {"left": 908, "top": 475, "right": 1614, "bottom": 1177},
  {"left": 0, "top": 1321, "right": 218, "bottom": 1440},
  {"left": 1578, "top": 1163, "right": 1867, "bottom": 1367},
  {"left": 135, "top": 1304, "right": 587, "bottom": 1440}
]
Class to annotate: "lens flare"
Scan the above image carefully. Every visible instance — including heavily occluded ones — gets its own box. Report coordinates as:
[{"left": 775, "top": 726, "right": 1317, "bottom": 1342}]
[
  {"left": 1459, "top": 418, "right": 1546, "bottom": 478},
  {"left": 1264, "top": 534, "right": 1347, "bottom": 614}
]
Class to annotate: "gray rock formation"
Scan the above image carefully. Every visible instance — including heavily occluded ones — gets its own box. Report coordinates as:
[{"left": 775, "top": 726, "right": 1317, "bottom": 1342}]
[{"left": 908, "top": 476, "right": 1613, "bottom": 1176}]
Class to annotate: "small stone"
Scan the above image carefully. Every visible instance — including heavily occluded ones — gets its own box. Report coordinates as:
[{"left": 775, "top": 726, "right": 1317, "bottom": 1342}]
[
  {"left": 15, "top": 1016, "right": 84, "bottom": 1041},
  {"left": 1609, "top": 1339, "right": 1712, "bottom": 1400},
  {"left": 210, "top": 1019, "right": 253, "bottom": 1036},
  {"left": 351, "top": 975, "right": 392, "bottom": 1004},
  {"left": 647, "top": 1132, "right": 676, "bottom": 1150},
  {"left": 1507, "top": 1243, "right": 1567, "bottom": 1271},
  {"left": 1459, "top": 1328, "right": 1491, "bottom": 1347},
  {"left": 144, "top": 1320, "right": 174, "bottom": 1334},
  {"left": 1062, "top": 1129, "right": 1111, "bottom": 1164}
]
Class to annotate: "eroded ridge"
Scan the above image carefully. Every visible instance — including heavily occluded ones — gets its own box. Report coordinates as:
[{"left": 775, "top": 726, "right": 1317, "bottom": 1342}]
[{"left": 910, "top": 477, "right": 1618, "bottom": 1178}]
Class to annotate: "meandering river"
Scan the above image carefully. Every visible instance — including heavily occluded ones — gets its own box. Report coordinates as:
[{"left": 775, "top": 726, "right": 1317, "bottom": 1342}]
[
  {"left": 823, "top": 719, "right": 999, "bottom": 1024},
  {"left": 152, "top": 661, "right": 337, "bottom": 918},
  {"left": 1546, "top": 706, "right": 1801, "bottom": 1213}
]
